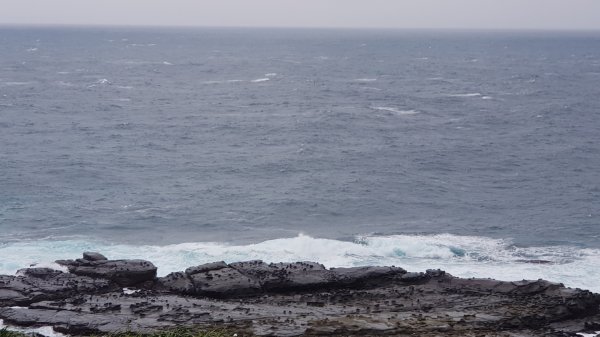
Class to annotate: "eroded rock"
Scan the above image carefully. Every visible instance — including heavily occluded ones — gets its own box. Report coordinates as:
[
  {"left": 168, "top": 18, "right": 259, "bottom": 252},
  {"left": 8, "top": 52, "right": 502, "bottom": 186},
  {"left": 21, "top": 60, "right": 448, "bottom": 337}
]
[
  {"left": 56, "top": 253, "right": 157, "bottom": 287},
  {"left": 1, "top": 254, "right": 599, "bottom": 337}
]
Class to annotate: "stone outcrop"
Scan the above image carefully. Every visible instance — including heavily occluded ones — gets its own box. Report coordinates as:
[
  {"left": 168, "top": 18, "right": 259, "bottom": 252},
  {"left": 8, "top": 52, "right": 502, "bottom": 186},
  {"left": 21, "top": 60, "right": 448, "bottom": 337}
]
[
  {"left": 156, "top": 261, "right": 408, "bottom": 297},
  {"left": 1, "top": 252, "right": 599, "bottom": 336},
  {"left": 0, "top": 267, "right": 114, "bottom": 306},
  {"left": 56, "top": 253, "right": 157, "bottom": 287}
]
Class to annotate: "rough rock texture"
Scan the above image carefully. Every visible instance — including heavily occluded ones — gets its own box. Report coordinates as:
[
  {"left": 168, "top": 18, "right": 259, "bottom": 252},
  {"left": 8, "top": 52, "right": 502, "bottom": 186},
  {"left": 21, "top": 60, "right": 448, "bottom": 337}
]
[
  {"left": 1, "top": 253, "right": 599, "bottom": 336},
  {"left": 0, "top": 267, "right": 114, "bottom": 306},
  {"left": 56, "top": 255, "right": 157, "bottom": 287}
]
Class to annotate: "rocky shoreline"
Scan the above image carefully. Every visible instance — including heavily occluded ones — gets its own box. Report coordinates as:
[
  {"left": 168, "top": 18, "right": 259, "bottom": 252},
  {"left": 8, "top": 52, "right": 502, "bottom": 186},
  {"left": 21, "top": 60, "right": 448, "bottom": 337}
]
[{"left": 1, "top": 252, "right": 599, "bottom": 336}]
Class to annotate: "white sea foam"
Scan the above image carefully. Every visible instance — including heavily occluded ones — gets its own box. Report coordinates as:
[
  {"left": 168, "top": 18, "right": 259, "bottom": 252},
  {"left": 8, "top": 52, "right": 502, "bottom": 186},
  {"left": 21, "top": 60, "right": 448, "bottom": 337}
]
[
  {"left": 353, "top": 78, "right": 377, "bottom": 82},
  {"left": 3, "top": 81, "right": 31, "bottom": 86},
  {"left": 0, "top": 319, "right": 66, "bottom": 337},
  {"left": 123, "top": 288, "right": 141, "bottom": 295},
  {"left": 251, "top": 78, "right": 270, "bottom": 83},
  {"left": 162, "top": 61, "right": 173, "bottom": 65},
  {"left": 127, "top": 43, "right": 156, "bottom": 47},
  {"left": 55, "top": 81, "right": 74, "bottom": 87},
  {"left": 0, "top": 234, "right": 598, "bottom": 293},
  {"left": 371, "top": 107, "right": 420, "bottom": 115},
  {"left": 265, "top": 73, "right": 277, "bottom": 77},
  {"left": 447, "top": 93, "right": 482, "bottom": 97},
  {"left": 578, "top": 333, "right": 600, "bottom": 337}
]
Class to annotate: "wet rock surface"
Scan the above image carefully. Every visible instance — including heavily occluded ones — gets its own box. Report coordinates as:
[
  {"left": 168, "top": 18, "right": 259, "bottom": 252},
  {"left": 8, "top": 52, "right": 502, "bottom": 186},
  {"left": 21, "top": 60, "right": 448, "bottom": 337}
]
[{"left": 1, "top": 252, "right": 599, "bottom": 336}]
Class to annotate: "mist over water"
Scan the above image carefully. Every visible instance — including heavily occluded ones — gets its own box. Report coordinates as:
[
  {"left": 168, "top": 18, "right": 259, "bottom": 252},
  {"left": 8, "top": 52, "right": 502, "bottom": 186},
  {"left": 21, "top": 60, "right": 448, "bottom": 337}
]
[{"left": 0, "top": 27, "right": 599, "bottom": 288}]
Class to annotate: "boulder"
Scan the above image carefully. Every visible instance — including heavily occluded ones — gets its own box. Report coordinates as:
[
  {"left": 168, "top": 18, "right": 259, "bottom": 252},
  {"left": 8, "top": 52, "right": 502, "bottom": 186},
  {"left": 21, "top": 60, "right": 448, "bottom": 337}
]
[
  {"left": 230, "top": 261, "right": 335, "bottom": 291},
  {"left": 56, "top": 253, "right": 156, "bottom": 287},
  {"left": 331, "top": 266, "right": 406, "bottom": 286},
  {"left": 156, "top": 272, "right": 194, "bottom": 294},
  {"left": 189, "top": 267, "right": 261, "bottom": 297},
  {"left": 83, "top": 252, "right": 108, "bottom": 261},
  {"left": 185, "top": 261, "right": 228, "bottom": 275}
]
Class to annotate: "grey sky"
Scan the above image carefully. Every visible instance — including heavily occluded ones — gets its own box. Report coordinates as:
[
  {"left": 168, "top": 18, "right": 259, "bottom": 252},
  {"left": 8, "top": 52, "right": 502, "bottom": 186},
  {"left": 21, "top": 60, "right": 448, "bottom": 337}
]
[{"left": 2, "top": 0, "right": 600, "bottom": 30}]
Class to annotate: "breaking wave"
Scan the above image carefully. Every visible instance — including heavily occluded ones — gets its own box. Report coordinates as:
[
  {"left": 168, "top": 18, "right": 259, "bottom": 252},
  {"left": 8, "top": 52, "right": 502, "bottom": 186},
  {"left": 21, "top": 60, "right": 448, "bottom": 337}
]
[{"left": 0, "top": 234, "right": 598, "bottom": 292}]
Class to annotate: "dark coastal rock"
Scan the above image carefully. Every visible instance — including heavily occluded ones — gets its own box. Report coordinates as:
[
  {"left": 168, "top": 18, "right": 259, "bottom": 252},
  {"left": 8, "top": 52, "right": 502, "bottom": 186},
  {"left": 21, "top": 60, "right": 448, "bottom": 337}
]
[
  {"left": 2, "top": 254, "right": 600, "bottom": 337},
  {"left": 156, "top": 272, "right": 194, "bottom": 294},
  {"left": 0, "top": 268, "right": 114, "bottom": 306},
  {"left": 260, "top": 261, "right": 335, "bottom": 290},
  {"left": 83, "top": 252, "right": 108, "bottom": 261},
  {"left": 16, "top": 267, "right": 63, "bottom": 280},
  {"left": 56, "top": 253, "right": 157, "bottom": 287},
  {"left": 330, "top": 266, "right": 406, "bottom": 286},
  {"left": 184, "top": 261, "right": 228, "bottom": 275},
  {"left": 399, "top": 271, "right": 428, "bottom": 282},
  {"left": 189, "top": 266, "right": 261, "bottom": 297},
  {"left": 157, "top": 264, "right": 262, "bottom": 297}
]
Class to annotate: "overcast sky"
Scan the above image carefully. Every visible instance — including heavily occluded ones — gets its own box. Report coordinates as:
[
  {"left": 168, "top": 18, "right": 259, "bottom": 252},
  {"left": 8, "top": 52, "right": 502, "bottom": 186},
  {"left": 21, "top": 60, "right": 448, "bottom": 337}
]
[{"left": 2, "top": 0, "right": 600, "bottom": 30}]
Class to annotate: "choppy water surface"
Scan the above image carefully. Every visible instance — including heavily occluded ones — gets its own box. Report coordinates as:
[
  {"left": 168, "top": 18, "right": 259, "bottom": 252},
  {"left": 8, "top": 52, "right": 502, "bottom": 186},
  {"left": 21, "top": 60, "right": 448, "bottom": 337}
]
[{"left": 1, "top": 27, "right": 599, "bottom": 289}]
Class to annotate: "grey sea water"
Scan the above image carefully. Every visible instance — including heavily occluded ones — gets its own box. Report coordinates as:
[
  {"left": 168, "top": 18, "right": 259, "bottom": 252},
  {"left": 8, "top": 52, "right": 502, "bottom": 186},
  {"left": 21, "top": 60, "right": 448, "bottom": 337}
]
[{"left": 1, "top": 27, "right": 600, "bottom": 290}]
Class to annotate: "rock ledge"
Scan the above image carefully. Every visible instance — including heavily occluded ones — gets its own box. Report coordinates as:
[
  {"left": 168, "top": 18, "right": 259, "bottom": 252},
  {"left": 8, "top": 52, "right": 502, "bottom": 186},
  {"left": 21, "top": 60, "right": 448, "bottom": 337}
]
[{"left": 0, "top": 252, "right": 598, "bottom": 336}]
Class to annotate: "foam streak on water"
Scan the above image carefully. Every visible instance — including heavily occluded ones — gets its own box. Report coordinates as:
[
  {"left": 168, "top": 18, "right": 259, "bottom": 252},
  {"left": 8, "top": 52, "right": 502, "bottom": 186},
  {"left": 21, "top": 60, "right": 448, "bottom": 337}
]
[{"left": 1, "top": 234, "right": 598, "bottom": 293}]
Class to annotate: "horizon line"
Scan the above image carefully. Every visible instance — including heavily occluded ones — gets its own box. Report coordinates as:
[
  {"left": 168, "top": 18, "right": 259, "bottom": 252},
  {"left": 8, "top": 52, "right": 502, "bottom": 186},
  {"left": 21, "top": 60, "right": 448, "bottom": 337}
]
[{"left": 1, "top": 22, "right": 600, "bottom": 33}]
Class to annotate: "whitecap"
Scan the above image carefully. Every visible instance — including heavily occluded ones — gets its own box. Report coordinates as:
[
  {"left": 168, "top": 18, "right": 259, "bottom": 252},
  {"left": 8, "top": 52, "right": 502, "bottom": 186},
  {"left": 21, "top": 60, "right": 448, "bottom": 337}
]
[
  {"left": 353, "top": 78, "right": 377, "bottom": 82},
  {"left": 26, "top": 47, "right": 38, "bottom": 52},
  {"left": 481, "top": 96, "right": 493, "bottom": 100},
  {"left": 265, "top": 73, "right": 277, "bottom": 77},
  {"left": 96, "top": 78, "right": 111, "bottom": 85},
  {"left": 162, "top": 61, "right": 173, "bottom": 65},
  {"left": 127, "top": 43, "right": 156, "bottom": 47},
  {"left": 3, "top": 81, "right": 31, "bottom": 86},
  {"left": 55, "top": 81, "right": 74, "bottom": 87},
  {"left": 371, "top": 106, "right": 420, "bottom": 115},
  {"left": 251, "top": 78, "right": 270, "bottom": 83},
  {"left": 447, "top": 93, "right": 482, "bottom": 97}
]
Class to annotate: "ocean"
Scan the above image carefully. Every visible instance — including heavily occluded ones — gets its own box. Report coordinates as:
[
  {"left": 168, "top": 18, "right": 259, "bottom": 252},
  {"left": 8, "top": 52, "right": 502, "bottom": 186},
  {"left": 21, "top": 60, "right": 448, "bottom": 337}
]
[{"left": 0, "top": 26, "right": 599, "bottom": 291}]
